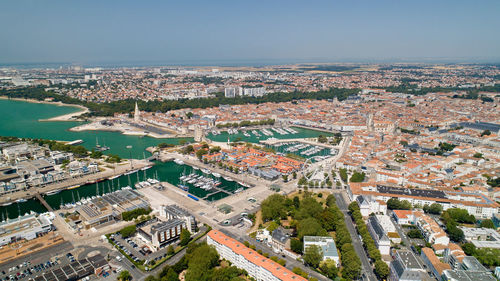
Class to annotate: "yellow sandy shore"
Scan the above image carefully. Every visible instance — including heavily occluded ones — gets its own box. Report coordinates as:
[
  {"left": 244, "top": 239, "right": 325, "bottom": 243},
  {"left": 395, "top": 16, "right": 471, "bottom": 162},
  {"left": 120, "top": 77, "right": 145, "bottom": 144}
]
[{"left": 0, "top": 96, "right": 89, "bottom": 121}]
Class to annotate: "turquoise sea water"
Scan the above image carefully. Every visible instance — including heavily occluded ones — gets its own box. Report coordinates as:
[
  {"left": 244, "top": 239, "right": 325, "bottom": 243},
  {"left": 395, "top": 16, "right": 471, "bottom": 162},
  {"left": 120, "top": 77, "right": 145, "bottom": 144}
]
[{"left": 0, "top": 99, "right": 330, "bottom": 218}]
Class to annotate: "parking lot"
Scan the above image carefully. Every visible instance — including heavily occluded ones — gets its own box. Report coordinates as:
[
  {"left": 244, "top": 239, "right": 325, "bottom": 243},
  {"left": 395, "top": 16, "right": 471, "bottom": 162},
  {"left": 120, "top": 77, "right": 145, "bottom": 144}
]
[
  {"left": 110, "top": 233, "right": 175, "bottom": 266},
  {"left": 0, "top": 248, "right": 81, "bottom": 281}
]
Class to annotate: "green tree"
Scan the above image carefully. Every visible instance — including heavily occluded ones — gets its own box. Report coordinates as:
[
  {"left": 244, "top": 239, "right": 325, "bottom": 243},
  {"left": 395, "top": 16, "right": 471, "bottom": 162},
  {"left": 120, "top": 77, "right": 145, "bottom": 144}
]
[
  {"left": 349, "top": 172, "right": 365, "bottom": 183},
  {"left": 319, "top": 259, "right": 338, "bottom": 279},
  {"left": 290, "top": 238, "right": 303, "bottom": 254},
  {"left": 462, "top": 243, "right": 476, "bottom": 255},
  {"left": 180, "top": 228, "right": 191, "bottom": 246},
  {"left": 407, "top": 229, "right": 423, "bottom": 239},
  {"left": 339, "top": 168, "right": 348, "bottom": 182},
  {"left": 163, "top": 268, "right": 179, "bottom": 281},
  {"left": 119, "top": 225, "right": 136, "bottom": 238},
  {"left": 374, "top": 259, "right": 389, "bottom": 279},
  {"left": 261, "top": 194, "right": 287, "bottom": 221},
  {"left": 184, "top": 243, "right": 220, "bottom": 281},
  {"left": 480, "top": 219, "right": 495, "bottom": 229},
  {"left": 167, "top": 245, "right": 175, "bottom": 255},
  {"left": 325, "top": 194, "right": 336, "bottom": 207},
  {"left": 447, "top": 224, "right": 464, "bottom": 242},
  {"left": 304, "top": 245, "right": 323, "bottom": 268},
  {"left": 387, "top": 198, "right": 412, "bottom": 210},
  {"left": 118, "top": 270, "right": 131, "bottom": 281},
  {"left": 423, "top": 203, "right": 443, "bottom": 215},
  {"left": 297, "top": 218, "right": 327, "bottom": 239}
]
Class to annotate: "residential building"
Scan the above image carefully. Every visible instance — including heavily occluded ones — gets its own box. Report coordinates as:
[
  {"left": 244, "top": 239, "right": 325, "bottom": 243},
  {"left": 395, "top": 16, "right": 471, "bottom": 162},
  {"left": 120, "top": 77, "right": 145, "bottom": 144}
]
[
  {"left": 392, "top": 210, "right": 423, "bottom": 225},
  {"left": 356, "top": 195, "right": 387, "bottom": 217},
  {"left": 366, "top": 216, "right": 391, "bottom": 255},
  {"left": 303, "top": 236, "right": 340, "bottom": 266},
  {"left": 421, "top": 247, "right": 451, "bottom": 279},
  {"left": 389, "top": 250, "right": 426, "bottom": 281},
  {"left": 415, "top": 214, "right": 450, "bottom": 246},
  {"left": 443, "top": 243, "right": 466, "bottom": 270},
  {"left": 207, "top": 230, "right": 307, "bottom": 281},
  {"left": 270, "top": 228, "right": 289, "bottom": 253},
  {"left": 349, "top": 183, "right": 500, "bottom": 219}
]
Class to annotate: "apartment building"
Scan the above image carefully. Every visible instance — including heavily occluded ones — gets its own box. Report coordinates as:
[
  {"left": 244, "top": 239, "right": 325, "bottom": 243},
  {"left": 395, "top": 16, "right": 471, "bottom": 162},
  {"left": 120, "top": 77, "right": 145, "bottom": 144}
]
[
  {"left": 367, "top": 216, "right": 391, "bottom": 255},
  {"left": 349, "top": 183, "right": 500, "bottom": 219},
  {"left": 421, "top": 247, "right": 451, "bottom": 280},
  {"left": 207, "top": 230, "right": 307, "bottom": 281},
  {"left": 415, "top": 214, "right": 450, "bottom": 246},
  {"left": 389, "top": 250, "right": 426, "bottom": 281},
  {"left": 355, "top": 195, "right": 387, "bottom": 217}
]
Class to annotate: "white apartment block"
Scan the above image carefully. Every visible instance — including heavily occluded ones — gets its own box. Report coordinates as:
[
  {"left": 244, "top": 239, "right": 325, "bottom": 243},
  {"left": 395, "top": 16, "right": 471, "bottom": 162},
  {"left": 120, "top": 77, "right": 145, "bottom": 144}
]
[{"left": 207, "top": 230, "right": 306, "bottom": 281}]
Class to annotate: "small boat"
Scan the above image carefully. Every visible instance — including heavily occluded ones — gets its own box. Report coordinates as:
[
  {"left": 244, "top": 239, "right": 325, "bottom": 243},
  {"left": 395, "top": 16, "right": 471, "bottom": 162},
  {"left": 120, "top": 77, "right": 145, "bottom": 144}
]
[
  {"left": 46, "top": 189, "right": 62, "bottom": 195},
  {"left": 140, "top": 166, "right": 152, "bottom": 171},
  {"left": 66, "top": 185, "right": 80, "bottom": 190},
  {"left": 16, "top": 199, "right": 27, "bottom": 203},
  {"left": 1, "top": 202, "right": 12, "bottom": 206},
  {"left": 108, "top": 175, "right": 120, "bottom": 180},
  {"left": 174, "top": 159, "right": 184, "bottom": 165},
  {"left": 223, "top": 176, "right": 233, "bottom": 182},
  {"left": 234, "top": 188, "right": 243, "bottom": 194},
  {"left": 178, "top": 184, "right": 189, "bottom": 191},
  {"left": 212, "top": 172, "right": 221, "bottom": 178},
  {"left": 201, "top": 168, "right": 210, "bottom": 174},
  {"left": 192, "top": 166, "right": 199, "bottom": 170},
  {"left": 125, "top": 169, "right": 138, "bottom": 175}
]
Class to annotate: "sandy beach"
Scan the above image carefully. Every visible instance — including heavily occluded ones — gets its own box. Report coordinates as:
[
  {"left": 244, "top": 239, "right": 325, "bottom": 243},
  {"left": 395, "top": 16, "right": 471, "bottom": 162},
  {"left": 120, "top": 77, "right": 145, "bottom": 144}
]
[{"left": 0, "top": 96, "right": 89, "bottom": 121}]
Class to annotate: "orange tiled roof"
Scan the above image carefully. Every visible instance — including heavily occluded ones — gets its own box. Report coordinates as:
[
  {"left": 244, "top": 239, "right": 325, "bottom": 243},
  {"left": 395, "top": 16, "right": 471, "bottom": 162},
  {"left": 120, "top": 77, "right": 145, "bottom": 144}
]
[{"left": 208, "top": 230, "right": 307, "bottom": 281}]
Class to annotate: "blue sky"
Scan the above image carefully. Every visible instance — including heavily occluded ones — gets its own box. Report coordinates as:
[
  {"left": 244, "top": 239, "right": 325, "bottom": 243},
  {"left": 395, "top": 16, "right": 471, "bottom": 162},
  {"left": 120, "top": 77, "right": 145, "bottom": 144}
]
[{"left": 1, "top": 0, "right": 499, "bottom": 64}]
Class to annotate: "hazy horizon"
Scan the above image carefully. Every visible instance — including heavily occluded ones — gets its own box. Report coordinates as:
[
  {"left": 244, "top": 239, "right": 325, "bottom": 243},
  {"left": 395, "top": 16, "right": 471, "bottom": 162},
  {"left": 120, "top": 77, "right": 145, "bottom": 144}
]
[{"left": 1, "top": 0, "right": 499, "bottom": 65}]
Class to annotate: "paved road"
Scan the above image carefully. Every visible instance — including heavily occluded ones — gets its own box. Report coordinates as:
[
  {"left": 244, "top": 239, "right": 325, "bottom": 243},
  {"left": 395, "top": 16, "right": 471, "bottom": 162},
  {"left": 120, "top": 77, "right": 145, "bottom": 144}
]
[
  {"left": 0, "top": 241, "right": 73, "bottom": 274},
  {"left": 334, "top": 193, "right": 377, "bottom": 281}
]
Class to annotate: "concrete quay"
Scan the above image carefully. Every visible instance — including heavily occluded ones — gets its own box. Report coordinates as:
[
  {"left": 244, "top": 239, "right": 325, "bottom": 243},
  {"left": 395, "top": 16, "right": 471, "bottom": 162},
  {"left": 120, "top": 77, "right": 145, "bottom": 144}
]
[{"left": 0, "top": 159, "right": 151, "bottom": 205}]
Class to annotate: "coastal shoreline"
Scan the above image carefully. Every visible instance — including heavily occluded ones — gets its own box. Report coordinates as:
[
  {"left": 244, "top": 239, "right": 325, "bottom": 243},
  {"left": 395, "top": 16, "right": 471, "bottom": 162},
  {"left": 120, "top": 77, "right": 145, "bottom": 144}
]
[
  {"left": 0, "top": 96, "right": 89, "bottom": 121},
  {"left": 69, "top": 120, "right": 192, "bottom": 139},
  {"left": 0, "top": 159, "right": 152, "bottom": 206}
]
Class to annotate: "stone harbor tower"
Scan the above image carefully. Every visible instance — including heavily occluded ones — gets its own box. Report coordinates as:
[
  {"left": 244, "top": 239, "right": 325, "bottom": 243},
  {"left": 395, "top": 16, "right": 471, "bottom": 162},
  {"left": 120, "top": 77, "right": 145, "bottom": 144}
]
[
  {"left": 134, "top": 102, "right": 141, "bottom": 122},
  {"left": 194, "top": 125, "right": 204, "bottom": 142}
]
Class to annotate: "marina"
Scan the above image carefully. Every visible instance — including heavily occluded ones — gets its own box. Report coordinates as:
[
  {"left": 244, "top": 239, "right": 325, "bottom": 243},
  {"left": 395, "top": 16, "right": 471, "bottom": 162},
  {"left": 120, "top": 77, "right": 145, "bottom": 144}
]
[
  {"left": 266, "top": 141, "right": 335, "bottom": 162},
  {"left": 207, "top": 125, "right": 331, "bottom": 143},
  {"left": 0, "top": 98, "right": 330, "bottom": 218}
]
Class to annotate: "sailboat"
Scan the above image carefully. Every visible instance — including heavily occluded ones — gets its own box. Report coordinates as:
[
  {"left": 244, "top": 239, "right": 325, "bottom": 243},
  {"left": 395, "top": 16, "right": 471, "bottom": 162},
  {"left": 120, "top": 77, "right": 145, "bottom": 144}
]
[{"left": 95, "top": 137, "right": 110, "bottom": 151}]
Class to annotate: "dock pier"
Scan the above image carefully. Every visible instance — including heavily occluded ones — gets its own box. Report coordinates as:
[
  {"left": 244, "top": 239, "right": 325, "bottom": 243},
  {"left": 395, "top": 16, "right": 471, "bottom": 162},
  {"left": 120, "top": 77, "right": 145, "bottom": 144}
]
[
  {"left": 202, "top": 187, "right": 232, "bottom": 200},
  {"left": 35, "top": 193, "right": 54, "bottom": 212}
]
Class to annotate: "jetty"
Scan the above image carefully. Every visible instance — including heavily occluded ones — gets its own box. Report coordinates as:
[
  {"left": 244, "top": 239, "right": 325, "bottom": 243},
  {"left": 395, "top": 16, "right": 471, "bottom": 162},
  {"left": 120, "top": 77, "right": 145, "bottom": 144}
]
[
  {"left": 35, "top": 193, "right": 53, "bottom": 212},
  {"left": 202, "top": 187, "right": 232, "bottom": 200}
]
